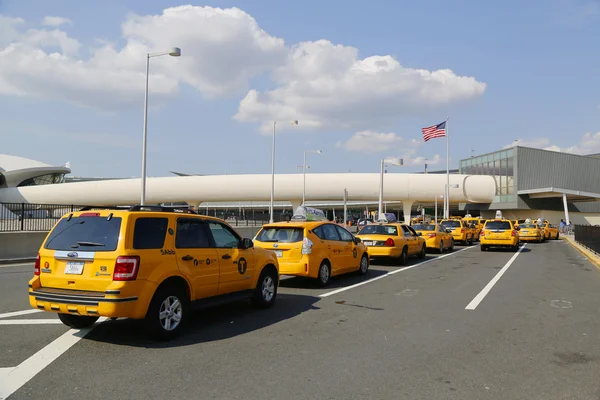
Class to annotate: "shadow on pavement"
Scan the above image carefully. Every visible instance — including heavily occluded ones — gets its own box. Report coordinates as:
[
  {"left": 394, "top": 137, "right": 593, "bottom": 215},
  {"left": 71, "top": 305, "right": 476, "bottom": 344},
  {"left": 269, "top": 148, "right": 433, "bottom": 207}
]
[
  {"left": 280, "top": 268, "right": 388, "bottom": 290},
  {"left": 84, "top": 293, "right": 320, "bottom": 348}
]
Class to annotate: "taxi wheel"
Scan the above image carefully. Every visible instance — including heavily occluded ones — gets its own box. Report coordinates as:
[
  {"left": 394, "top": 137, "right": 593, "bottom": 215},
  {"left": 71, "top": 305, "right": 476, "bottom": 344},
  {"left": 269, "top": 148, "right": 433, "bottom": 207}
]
[
  {"left": 57, "top": 313, "right": 98, "bottom": 329},
  {"left": 439, "top": 241, "right": 444, "bottom": 254},
  {"left": 450, "top": 239, "right": 455, "bottom": 252},
  {"left": 252, "top": 266, "right": 278, "bottom": 308},
  {"left": 480, "top": 245, "right": 487, "bottom": 251},
  {"left": 358, "top": 254, "right": 369, "bottom": 275},
  {"left": 418, "top": 244, "right": 426, "bottom": 259},
  {"left": 398, "top": 247, "right": 408, "bottom": 265},
  {"left": 145, "top": 284, "right": 189, "bottom": 341},
  {"left": 317, "top": 261, "right": 331, "bottom": 287},
  {"left": 555, "top": 233, "right": 559, "bottom": 240}
]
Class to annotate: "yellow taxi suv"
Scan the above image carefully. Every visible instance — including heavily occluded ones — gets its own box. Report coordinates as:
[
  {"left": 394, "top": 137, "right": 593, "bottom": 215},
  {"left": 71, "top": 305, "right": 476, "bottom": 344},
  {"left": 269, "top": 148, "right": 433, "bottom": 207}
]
[
  {"left": 253, "top": 208, "right": 369, "bottom": 287},
  {"left": 412, "top": 223, "right": 454, "bottom": 253},
  {"left": 480, "top": 216, "right": 520, "bottom": 251},
  {"left": 357, "top": 223, "right": 426, "bottom": 265},
  {"left": 29, "top": 206, "right": 279, "bottom": 341},
  {"left": 517, "top": 222, "right": 543, "bottom": 243},
  {"left": 440, "top": 219, "right": 475, "bottom": 245},
  {"left": 463, "top": 216, "right": 484, "bottom": 239}
]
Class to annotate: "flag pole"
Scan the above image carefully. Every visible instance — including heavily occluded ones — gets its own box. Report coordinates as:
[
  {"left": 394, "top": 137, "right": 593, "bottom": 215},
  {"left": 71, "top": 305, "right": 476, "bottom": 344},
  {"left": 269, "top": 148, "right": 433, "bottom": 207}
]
[{"left": 445, "top": 116, "right": 450, "bottom": 219}]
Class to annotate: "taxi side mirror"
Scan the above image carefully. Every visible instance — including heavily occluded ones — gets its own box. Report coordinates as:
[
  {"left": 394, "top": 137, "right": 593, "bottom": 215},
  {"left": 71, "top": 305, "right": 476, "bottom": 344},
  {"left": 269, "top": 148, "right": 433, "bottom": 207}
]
[
  {"left": 240, "top": 238, "right": 254, "bottom": 249},
  {"left": 353, "top": 237, "right": 362, "bottom": 244},
  {"left": 446, "top": 229, "right": 452, "bottom": 233},
  {"left": 418, "top": 232, "right": 422, "bottom": 236}
]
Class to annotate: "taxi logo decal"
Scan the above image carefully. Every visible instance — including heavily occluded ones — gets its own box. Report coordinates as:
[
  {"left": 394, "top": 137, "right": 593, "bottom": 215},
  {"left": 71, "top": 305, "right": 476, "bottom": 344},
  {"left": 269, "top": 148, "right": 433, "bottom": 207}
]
[
  {"left": 237, "top": 257, "right": 248, "bottom": 275},
  {"left": 273, "top": 244, "right": 279, "bottom": 248}
]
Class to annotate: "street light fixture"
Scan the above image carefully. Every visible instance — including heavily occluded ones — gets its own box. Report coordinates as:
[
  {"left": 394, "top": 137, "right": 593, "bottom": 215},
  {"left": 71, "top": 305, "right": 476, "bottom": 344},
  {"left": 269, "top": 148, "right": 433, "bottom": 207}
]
[
  {"left": 269, "top": 120, "right": 299, "bottom": 223},
  {"left": 140, "top": 47, "right": 181, "bottom": 206},
  {"left": 302, "top": 149, "right": 323, "bottom": 205},
  {"left": 378, "top": 157, "right": 403, "bottom": 221}
]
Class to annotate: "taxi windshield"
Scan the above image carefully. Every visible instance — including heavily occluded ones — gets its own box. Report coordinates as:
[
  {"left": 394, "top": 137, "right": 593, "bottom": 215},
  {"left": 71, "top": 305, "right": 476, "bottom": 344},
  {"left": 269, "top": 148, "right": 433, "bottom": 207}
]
[
  {"left": 256, "top": 227, "right": 304, "bottom": 243},
  {"left": 358, "top": 225, "right": 399, "bottom": 236},
  {"left": 441, "top": 220, "right": 461, "bottom": 228},
  {"left": 412, "top": 224, "right": 435, "bottom": 231},
  {"left": 485, "top": 221, "right": 512, "bottom": 230}
]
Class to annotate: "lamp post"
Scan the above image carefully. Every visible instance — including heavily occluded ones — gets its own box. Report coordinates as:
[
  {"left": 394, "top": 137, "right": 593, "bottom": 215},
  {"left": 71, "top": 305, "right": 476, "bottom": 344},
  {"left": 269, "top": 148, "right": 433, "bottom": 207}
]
[
  {"left": 140, "top": 47, "right": 181, "bottom": 206},
  {"left": 269, "top": 120, "right": 298, "bottom": 223},
  {"left": 445, "top": 183, "right": 459, "bottom": 218},
  {"left": 302, "top": 149, "right": 323, "bottom": 205},
  {"left": 378, "top": 158, "right": 403, "bottom": 221}
]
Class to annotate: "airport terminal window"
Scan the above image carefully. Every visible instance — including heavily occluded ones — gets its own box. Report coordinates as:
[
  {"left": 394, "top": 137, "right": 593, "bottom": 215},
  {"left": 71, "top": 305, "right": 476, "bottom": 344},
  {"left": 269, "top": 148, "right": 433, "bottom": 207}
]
[
  {"left": 18, "top": 173, "right": 65, "bottom": 187},
  {"left": 460, "top": 151, "right": 515, "bottom": 201}
]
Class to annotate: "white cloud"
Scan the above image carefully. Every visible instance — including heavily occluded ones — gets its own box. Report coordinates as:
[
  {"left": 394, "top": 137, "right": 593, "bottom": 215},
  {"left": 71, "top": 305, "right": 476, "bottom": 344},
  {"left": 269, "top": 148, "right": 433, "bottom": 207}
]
[
  {"left": 0, "top": 15, "right": 24, "bottom": 47},
  {"left": 0, "top": 6, "right": 286, "bottom": 110},
  {"left": 42, "top": 16, "right": 71, "bottom": 27},
  {"left": 234, "top": 40, "right": 486, "bottom": 132},
  {"left": 505, "top": 132, "right": 600, "bottom": 155},
  {"left": 337, "top": 130, "right": 442, "bottom": 166}
]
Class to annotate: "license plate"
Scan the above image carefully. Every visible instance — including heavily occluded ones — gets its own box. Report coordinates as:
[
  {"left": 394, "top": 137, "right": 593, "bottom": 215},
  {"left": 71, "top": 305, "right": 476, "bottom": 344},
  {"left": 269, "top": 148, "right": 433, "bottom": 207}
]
[
  {"left": 521, "top": 230, "right": 528, "bottom": 234},
  {"left": 273, "top": 250, "right": 283, "bottom": 258},
  {"left": 65, "top": 261, "right": 84, "bottom": 275},
  {"left": 363, "top": 241, "right": 373, "bottom": 246}
]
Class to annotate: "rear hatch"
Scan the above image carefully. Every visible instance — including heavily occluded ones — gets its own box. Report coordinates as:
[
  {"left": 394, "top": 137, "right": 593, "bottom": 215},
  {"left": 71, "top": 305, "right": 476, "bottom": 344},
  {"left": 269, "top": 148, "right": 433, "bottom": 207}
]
[
  {"left": 254, "top": 226, "right": 305, "bottom": 262},
  {"left": 39, "top": 212, "right": 124, "bottom": 292},
  {"left": 357, "top": 224, "right": 400, "bottom": 246},
  {"left": 483, "top": 221, "right": 513, "bottom": 240}
]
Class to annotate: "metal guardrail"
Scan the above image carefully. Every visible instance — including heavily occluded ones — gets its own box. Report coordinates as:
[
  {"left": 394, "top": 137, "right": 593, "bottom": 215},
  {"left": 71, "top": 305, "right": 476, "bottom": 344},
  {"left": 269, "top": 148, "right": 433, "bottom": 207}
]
[
  {"left": 574, "top": 225, "right": 600, "bottom": 254},
  {"left": 0, "top": 202, "right": 272, "bottom": 233}
]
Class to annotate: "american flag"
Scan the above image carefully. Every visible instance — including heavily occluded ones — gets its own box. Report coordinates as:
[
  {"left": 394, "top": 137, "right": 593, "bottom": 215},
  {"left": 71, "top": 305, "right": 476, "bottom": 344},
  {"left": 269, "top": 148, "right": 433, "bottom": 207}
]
[{"left": 421, "top": 121, "right": 446, "bottom": 142}]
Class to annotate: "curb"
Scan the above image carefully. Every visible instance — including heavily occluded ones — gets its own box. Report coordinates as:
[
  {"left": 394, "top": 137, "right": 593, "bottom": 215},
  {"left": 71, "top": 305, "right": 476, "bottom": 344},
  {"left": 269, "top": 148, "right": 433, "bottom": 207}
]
[{"left": 561, "top": 237, "right": 600, "bottom": 271}]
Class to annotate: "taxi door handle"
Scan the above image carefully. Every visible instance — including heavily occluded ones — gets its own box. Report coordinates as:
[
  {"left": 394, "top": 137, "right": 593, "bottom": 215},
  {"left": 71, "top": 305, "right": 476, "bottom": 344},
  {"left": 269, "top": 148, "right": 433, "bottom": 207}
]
[
  {"left": 181, "top": 255, "right": 194, "bottom": 261},
  {"left": 222, "top": 254, "right": 232, "bottom": 260}
]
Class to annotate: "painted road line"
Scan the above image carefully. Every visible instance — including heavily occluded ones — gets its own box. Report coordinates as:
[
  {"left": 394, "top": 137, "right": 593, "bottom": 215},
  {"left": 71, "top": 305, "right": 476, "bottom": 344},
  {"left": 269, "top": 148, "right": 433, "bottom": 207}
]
[
  {"left": 0, "top": 309, "right": 42, "bottom": 319},
  {"left": 0, "top": 262, "right": 33, "bottom": 269},
  {"left": 0, "top": 317, "right": 107, "bottom": 400},
  {"left": 0, "top": 319, "right": 62, "bottom": 325},
  {"left": 465, "top": 244, "right": 526, "bottom": 310},
  {"left": 320, "top": 246, "right": 475, "bottom": 298}
]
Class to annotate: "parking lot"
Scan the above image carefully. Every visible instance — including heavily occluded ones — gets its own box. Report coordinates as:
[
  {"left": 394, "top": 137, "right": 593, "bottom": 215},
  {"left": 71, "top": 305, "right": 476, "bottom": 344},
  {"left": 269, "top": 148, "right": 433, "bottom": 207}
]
[{"left": 1, "top": 239, "right": 599, "bottom": 400}]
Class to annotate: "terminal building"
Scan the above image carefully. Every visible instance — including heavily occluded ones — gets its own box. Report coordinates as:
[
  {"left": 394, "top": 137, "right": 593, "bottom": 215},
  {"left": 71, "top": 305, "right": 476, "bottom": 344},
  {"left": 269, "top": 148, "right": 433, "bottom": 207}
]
[{"left": 1, "top": 146, "right": 599, "bottom": 225}]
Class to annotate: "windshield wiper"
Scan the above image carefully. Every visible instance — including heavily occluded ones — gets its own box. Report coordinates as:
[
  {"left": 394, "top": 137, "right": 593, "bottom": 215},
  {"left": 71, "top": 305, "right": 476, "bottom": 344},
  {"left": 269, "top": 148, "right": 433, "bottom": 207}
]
[
  {"left": 262, "top": 239, "right": 279, "bottom": 242},
  {"left": 74, "top": 241, "right": 105, "bottom": 247}
]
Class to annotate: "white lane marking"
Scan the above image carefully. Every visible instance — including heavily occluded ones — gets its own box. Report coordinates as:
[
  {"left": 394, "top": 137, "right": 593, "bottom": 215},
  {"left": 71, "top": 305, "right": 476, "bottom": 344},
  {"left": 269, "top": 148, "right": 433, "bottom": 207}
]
[
  {"left": 0, "top": 263, "right": 33, "bottom": 269},
  {"left": 320, "top": 246, "right": 475, "bottom": 298},
  {"left": 0, "top": 317, "right": 106, "bottom": 400},
  {"left": 0, "top": 309, "right": 42, "bottom": 319},
  {"left": 0, "top": 319, "right": 62, "bottom": 325},
  {"left": 465, "top": 244, "right": 526, "bottom": 310}
]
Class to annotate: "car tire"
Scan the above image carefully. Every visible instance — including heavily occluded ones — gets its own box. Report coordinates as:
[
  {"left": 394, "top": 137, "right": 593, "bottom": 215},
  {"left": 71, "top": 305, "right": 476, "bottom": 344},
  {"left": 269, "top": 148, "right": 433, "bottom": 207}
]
[
  {"left": 418, "top": 244, "right": 426, "bottom": 259},
  {"left": 317, "top": 261, "right": 331, "bottom": 287},
  {"left": 145, "top": 284, "right": 189, "bottom": 341},
  {"left": 58, "top": 313, "right": 99, "bottom": 329},
  {"left": 555, "top": 233, "right": 559, "bottom": 240},
  {"left": 480, "top": 245, "right": 487, "bottom": 251},
  {"left": 252, "top": 266, "right": 278, "bottom": 308},
  {"left": 450, "top": 239, "right": 454, "bottom": 252},
  {"left": 439, "top": 241, "right": 444, "bottom": 254},
  {"left": 358, "top": 254, "right": 369, "bottom": 275},
  {"left": 398, "top": 247, "right": 408, "bottom": 266}
]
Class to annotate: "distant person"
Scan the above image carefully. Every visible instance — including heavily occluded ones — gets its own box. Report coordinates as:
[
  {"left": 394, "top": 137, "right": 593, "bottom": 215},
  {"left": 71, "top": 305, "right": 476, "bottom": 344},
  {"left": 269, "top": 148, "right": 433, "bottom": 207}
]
[{"left": 559, "top": 219, "right": 565, "bottom": 233}]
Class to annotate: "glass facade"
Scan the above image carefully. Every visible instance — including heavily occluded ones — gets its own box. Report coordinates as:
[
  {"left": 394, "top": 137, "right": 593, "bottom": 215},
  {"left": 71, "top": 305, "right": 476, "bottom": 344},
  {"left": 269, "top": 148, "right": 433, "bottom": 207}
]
[
  {"left": 460, "top": 148, "right": 515, "bottom": 203},
  {"left": 18, "top": 173, "right": 66, "bottom": 187}
]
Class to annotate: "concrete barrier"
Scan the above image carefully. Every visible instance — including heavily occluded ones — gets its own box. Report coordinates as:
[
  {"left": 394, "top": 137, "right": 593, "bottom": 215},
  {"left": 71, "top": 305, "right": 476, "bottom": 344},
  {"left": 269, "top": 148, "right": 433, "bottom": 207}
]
[
  {"left": 0, "top": 226, "right": 263, "bottom": 263},
  {"left": 0, "top": 231, "right": 49, "bottom": 263}
]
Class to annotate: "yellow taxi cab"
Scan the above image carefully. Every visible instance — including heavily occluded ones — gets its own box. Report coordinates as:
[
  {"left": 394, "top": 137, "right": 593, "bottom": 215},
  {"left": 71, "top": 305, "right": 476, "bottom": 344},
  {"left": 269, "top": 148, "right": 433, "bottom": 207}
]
[
  {"left": 541, "top": 221, "right": 559, "bottom": 240},
  {"left": 440, "top": 219, "right": 475, "bottom": 245},
  {"left": 357, "top": 221, "right": 426, "bottom": 265},
  {"left": 463, "top": 215, "right": 484, "bottom": 238},
  {"left": 411, "top": 223, "right": 454, "bottom": 253},
  {"left": 480, "top": 211, "right": 520, "bottom": 251},
  {"left": 516, "top": 220, "right": 543, "bottom": 243},
  {"left": 29, "top": 205, "right": 279, "bottom": 340},
  {"left": 253, "top": 206, "right": 369, "bottom": 287}
]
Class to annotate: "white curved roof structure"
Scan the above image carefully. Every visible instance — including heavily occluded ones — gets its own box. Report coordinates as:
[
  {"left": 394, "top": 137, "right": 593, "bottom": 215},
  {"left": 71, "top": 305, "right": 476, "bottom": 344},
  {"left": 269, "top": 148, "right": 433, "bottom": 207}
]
[
  {"left": 0, "top": 173, "right": 496, "bottom": 207},
  {"left": 0, "top": 154, "right": 71, "bottom": 188}
]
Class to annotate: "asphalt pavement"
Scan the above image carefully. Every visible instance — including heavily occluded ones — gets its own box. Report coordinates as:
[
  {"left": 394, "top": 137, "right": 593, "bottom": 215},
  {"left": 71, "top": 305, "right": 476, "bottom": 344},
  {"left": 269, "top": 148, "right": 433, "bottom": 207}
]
[{"left": 1, "top": 240, "right": 599, "bottom": 400}]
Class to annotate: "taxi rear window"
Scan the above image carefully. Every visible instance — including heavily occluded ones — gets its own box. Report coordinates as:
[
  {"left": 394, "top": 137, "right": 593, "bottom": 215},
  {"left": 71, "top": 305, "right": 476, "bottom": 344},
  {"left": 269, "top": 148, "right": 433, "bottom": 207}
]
[
  {"left": 485, "top": 221, "right": 512, "bottom": 230},
  {"left": 358, "top": 225, "right": 399, "bottom": 236},
  {"left": 44, "top": 216, "right": 122, "bottom": 251},
  {"left": 519, "top": 223, "right": 537, "bottom": 229},
  {"left": 412, "top": 224, "right": 435, "bottom": 231},
  {"left": 441, "top": 221, "right": 461, "bottom": 228},
  {"left": 256, "top": 227, "right": 304, "bottom": 243}
]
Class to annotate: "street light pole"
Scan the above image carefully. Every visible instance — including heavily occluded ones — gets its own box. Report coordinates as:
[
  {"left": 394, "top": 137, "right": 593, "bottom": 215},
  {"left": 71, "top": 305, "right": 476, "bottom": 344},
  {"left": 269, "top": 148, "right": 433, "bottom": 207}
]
[
  {"left": 378, "top": 158, "right": 402, "bottom": 221},
  {"left": 302, "top": 149, "right": 322, "bottom": 205},
  {"left": 140, "top": 47, "right": 181, "bottom": 206}
]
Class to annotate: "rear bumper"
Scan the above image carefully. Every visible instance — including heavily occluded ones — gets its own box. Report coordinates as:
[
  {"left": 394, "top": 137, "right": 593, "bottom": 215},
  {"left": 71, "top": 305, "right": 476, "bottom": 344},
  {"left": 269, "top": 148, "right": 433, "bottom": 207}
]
[
  {"left": 480, "top": 239, "right": 518, "bottom": 247},
  {"left": 278, "top": 257, "right": 313, "bottom": 278},
  {"left": 451, "top": 233, "right": 467, "bottom": 242},
  {"left": 519, "top": 235, "right": 541, "bottom": 241},
  {"left": 366, "top": 246, "right": 403, "bottom": 258}
]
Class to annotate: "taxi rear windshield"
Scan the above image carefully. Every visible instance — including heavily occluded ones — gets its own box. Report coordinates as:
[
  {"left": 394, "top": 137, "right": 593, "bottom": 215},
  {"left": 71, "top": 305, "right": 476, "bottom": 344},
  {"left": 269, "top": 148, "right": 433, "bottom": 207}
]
[
  {"left": 44, "top": 216, "right": 122, "bottom": 251},
  {"left": 441, "top": 221, "right": 461, "bottom": 228},
  {"left": 358, "top": 225, "right": 399, "bottom": 236},
  {"left": 520, "top": 223, "right": 537, "bottom": 229},
  {"left": 485, "top": 221, "right": 512, "bottom": 230},
  {"left": 412, "top": 224, "right": 435, "bottom": 231},
  {"left": 256, "top": 227, "right": 304, "bottom": 243}
]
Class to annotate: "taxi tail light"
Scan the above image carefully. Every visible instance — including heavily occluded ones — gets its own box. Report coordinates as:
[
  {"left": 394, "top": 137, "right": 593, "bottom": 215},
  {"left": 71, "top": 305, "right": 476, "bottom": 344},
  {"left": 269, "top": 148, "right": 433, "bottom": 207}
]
[
  {"left": 384, "top": 238, "right": 395, "bottom": 247},
  {"left": 511, "top": 230, "right": 517, "bottom": 237},
  {"left": 480, "top": 231, "right": 485, "bottom": 237},
  {"left": 113, "top": 256, "right": 140, "bottom": 281},
  {"left": 34, "top": 253, "right": 40, "bottom": 276},
  {"left": 301, "top": 237, "right": 313, "bottom": 255},
  {"left": 428, "top": 233, "right": 436, "bottom": 238},
  {"left": 461, "top": 228, "right": 466, "bottom": 233}
]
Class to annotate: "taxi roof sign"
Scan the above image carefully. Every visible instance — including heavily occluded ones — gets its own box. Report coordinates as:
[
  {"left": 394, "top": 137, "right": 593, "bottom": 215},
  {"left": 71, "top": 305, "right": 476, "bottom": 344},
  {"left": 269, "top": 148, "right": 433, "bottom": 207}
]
[
  {"left": 377, "top": 212, "right": 398, "bottom": 223},
  {"left": 291, "top": 206, "right": 328, "bottom": 221},
  {"left": 495, "top": 210, "right": 503, "bottom": 219}
]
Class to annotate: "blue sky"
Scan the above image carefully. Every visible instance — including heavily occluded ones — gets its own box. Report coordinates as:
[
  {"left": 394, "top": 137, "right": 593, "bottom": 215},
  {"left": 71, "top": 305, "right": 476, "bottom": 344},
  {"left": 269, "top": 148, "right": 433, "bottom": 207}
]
[{"left": 1, "top": 0, "right": 599, "bottom": 177}]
